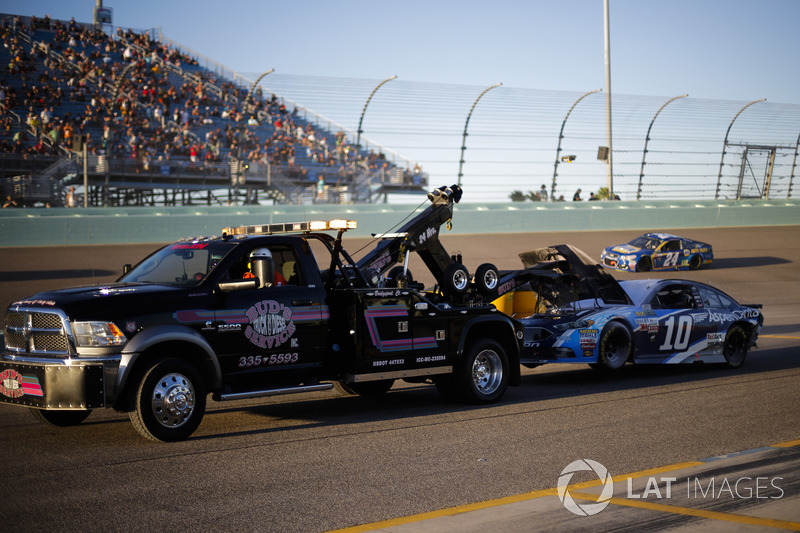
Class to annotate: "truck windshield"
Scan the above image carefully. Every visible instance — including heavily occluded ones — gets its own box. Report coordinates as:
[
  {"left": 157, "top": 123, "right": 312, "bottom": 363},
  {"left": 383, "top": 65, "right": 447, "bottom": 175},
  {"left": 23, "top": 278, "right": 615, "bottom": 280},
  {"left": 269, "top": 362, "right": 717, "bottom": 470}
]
[{"left": 119, "top": 241, "right": 237, "bottom": 286}]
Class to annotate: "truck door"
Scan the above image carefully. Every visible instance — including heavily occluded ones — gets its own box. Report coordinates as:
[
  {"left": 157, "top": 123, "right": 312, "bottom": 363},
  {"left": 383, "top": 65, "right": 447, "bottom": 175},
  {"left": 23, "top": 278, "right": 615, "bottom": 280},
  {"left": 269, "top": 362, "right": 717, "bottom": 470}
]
[
  {"left": 209, "top": 242, "right": 328, "bottom": 382},
  {"left": 357, "top": 290, "right": 449, "bottom": 371},
  {"left": 359, "top": 290, "right": 416, "bottom": 371}
]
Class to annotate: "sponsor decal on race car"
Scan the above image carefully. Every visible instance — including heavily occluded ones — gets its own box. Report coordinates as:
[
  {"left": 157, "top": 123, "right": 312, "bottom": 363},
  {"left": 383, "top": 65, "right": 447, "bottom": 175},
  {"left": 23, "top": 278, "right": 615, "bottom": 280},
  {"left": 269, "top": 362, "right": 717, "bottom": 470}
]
[
  {"left": 245, "top": 300, "right": 296, "bottom": 349},
  {"left": 635, "top": 317, "right": 659, "bottom": 332},
  {"left": 706, "top": 332, "right": 724, "bottom": 347},
  {"left": 0, "top": 369, "right": 43, "bottom": 398},
  {"left": 703, "top": 308, "right": 761, "bottom": 324},
  {"left": 579, "top": 329, "right": 599, "bottom": 350}
]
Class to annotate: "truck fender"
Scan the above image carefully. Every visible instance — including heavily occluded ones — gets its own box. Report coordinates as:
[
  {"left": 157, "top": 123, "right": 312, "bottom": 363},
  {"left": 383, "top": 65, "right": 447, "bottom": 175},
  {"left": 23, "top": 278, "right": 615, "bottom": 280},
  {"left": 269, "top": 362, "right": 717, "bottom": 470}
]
[
  {"left": 117, "top": 325, "right": 222, "bottom": 395},
  {"left": 457, "top": 315, "right": 523, "bottom": 386}
]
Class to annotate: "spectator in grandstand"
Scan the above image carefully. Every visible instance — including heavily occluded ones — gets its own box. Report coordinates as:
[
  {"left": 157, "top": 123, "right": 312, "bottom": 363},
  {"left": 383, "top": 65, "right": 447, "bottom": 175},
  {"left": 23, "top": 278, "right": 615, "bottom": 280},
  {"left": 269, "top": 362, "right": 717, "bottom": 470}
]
[
  {"left": 66, "top": 186, "right": 76, "bottom": 207},
  {"left": 539, "top": 184, "right": 548, "bottom": 201},
  {"left": 589, "top": 192, "right": 598, "bottom": 201},
  {"left": 573, "top": 188, "right": 582, "bottom": 201},
  {"left": 3, "top": 195, "right": 19, "bottom": 208},
  {"left": 316, "top": 175, "right": 325, "bottom": 200}
]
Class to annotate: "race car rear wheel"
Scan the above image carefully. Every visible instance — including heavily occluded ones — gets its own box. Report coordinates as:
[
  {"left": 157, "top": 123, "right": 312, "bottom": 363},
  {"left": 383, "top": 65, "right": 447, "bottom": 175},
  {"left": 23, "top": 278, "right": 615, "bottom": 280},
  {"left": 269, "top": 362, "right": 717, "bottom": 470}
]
[
  {"left": 474, "top": 263, "right": 500, "bottom": 297},
  {"left": 597, "top": 322, "right": 631, "bottom": 371},
  {"left": 30, "top": 408, "right": 92, "bottom": 427},
  {"left": 129, "top": 357, "right": 206, "bottom": 442},
  {"left": 635, "top": 256, "right": 652, "bottom": 272},
  {"left": 689, "top": 255, "right": 702, "bottom": 270},
  {"left": 442, "top": 263, "right": 470, "bottom": 297},
  {"left": 451, "top": 338, "right": 509, "bottom": 403},
  {"left": 723, "top": 324, "right": 748, "bottom": 368}
]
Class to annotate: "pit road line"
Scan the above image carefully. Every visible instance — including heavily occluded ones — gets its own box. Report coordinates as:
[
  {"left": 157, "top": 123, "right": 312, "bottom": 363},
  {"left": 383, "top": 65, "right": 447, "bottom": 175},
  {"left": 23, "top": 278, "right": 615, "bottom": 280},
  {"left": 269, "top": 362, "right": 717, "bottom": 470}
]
[
  {"left": 330, "top": 440, "right": 800, "bottom": 533},
  {"left": 568, "top": 491, "right": 800, "bottom": 531}
]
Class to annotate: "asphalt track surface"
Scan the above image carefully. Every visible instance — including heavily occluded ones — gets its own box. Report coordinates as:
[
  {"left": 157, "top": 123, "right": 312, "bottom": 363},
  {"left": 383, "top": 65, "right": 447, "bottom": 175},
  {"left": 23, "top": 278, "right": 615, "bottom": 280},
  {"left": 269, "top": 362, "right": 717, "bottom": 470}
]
[{"left": 1, "top": 226, "right": 799, "bottom": 532}]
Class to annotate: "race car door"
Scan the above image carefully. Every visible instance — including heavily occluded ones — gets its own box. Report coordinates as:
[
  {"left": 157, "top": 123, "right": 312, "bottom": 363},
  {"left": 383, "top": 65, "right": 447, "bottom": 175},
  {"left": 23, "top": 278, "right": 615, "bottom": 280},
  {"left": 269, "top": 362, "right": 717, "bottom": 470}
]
[
  {"left": 633, "top": 283, "right": 713, "bottom": 364},
  {"left": 651, "top": 239, "right": 684, "bottom": 270},
  {"left": 208, "top": 242, "right": 327, "bottom": 383}
]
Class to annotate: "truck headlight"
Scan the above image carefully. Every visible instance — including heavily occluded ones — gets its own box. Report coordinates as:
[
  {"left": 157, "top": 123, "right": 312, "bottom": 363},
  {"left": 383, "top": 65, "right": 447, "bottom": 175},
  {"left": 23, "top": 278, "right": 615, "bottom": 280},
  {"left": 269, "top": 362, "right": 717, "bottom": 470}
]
[{"left": 73, "top": 322, "right": 127, "bottom": 347}]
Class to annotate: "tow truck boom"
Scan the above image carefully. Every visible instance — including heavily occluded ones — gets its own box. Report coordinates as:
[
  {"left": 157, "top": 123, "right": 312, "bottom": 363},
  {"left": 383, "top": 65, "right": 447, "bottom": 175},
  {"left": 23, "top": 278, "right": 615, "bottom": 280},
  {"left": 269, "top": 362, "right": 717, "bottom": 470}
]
[{"left": 357, "top": 184, "right": 463, "bottom": 285}]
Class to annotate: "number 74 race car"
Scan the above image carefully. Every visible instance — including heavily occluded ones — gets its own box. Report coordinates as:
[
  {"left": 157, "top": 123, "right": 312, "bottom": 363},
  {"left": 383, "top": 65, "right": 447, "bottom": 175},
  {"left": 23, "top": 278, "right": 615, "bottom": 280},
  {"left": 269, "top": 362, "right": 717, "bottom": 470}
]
[
  {"left": 600, "top": 233, "right": 713, "bottom": 272},
  {"left": 492, "top": 245, "right": 762, "bottom": 371}
]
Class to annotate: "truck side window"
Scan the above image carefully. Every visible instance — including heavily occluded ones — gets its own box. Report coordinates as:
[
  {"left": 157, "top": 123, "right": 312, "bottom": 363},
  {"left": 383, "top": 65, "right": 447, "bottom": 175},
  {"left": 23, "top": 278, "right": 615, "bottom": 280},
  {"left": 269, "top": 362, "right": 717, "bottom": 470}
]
[{"left": 224, "top": 246, "right": 303, "bottom": 286}]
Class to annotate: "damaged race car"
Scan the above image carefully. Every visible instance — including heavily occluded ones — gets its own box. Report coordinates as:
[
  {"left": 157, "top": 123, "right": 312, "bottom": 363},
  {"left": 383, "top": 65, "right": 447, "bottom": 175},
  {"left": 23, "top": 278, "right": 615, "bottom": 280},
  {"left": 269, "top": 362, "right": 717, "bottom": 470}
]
[{"left": 492, "top": 245, "right": 762, "bottom": 371}]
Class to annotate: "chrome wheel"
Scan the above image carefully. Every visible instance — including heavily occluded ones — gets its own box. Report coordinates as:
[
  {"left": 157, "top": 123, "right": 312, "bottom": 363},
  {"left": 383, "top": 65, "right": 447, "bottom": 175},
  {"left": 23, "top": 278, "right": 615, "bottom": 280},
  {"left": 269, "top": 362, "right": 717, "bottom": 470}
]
[
  {"left": 129, "top": 358, "right": 206, "bottom": 442},
  {"left": 151, "top": 373, "right": 195, "bottom": 428},
  {"left": 472, "top": 349, "right": 503, "bottom": 396}
]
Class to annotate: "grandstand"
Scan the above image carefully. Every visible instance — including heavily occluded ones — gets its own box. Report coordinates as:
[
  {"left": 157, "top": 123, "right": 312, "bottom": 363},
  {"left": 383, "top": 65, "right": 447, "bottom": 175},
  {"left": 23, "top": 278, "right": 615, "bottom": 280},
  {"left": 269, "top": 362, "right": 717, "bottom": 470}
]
[{"left": 0, "top": 13, "right": 426, "bottom": 207}]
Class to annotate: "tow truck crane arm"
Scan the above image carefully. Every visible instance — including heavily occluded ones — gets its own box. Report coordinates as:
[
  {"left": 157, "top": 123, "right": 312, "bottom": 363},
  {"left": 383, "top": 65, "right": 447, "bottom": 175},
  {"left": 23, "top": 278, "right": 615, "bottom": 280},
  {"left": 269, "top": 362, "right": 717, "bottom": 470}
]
[{"left": 356, "top": 185, "right": 463, "bottom": 284}]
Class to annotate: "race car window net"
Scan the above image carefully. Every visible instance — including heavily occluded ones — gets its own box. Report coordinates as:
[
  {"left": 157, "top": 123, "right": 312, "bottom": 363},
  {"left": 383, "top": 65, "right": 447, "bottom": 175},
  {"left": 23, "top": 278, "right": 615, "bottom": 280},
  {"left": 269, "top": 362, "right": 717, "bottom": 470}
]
[{"left": 222, "top": 219, "right": 357, "bottom": 236}]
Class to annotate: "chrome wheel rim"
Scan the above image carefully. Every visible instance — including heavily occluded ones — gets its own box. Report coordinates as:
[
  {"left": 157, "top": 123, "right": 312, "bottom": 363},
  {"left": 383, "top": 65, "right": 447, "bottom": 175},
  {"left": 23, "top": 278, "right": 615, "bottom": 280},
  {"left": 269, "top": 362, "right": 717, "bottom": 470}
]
[
  {"left": 472, "top": 349, "right": 503, "bottom": 395},
  {"left": 151, "top": 373, "right": 195, "bottom": 428},
  {"left": 453, "top": 269, "right": 469, "bottom": 291},
  {"left": 482, "top": 270, "right": 498, "bottom": 290}
]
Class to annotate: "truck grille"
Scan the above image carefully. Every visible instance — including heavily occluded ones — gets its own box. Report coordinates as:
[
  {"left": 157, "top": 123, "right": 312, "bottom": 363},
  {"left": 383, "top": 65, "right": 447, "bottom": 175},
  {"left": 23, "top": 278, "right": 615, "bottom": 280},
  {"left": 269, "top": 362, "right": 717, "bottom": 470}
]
[{"left": 5, "top": 309, "right": 72, "bottom": 355}]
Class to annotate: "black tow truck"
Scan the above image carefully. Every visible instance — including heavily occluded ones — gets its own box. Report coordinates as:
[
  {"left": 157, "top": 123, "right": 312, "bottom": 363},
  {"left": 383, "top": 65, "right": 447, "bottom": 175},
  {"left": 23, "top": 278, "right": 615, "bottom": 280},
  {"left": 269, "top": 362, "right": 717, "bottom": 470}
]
[{"left": 0, "top": 185, "right": 524, "bottom": 441}]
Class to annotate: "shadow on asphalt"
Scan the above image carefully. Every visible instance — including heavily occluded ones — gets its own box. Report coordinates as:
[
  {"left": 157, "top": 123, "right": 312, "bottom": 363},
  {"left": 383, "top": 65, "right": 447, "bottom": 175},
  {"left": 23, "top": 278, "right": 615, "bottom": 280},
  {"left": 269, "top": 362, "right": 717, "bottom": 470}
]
[
  {"left": 183, "top": 344, "right": 799, "bottom": 442},
  {"left": 709, "top": 256, "right": 791, "bottom": 269}
]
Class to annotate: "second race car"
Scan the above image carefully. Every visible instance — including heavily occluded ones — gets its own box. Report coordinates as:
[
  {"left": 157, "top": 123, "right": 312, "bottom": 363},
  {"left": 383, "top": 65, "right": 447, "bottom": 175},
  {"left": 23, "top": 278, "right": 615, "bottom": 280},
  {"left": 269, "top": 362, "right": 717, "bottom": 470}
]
[
  {"left": 492, "top": 245, "right": 762, "bottom": 371},
  {"left": 600, "top": 233, "right": 713, "bottom": 272}
]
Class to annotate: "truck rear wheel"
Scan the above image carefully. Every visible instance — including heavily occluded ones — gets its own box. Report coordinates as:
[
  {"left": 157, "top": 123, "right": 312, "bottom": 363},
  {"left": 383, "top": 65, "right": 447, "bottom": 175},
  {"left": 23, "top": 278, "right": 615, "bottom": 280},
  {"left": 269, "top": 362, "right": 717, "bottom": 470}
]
[
  {"left": 454, "top": 338, "right": 509, "bottom": 403},
  {"left": 30, "top": 408, "right": 92, "bottom": 427},
  {"left": 129, "top": 358, "right": 206, "bottom": 442}
]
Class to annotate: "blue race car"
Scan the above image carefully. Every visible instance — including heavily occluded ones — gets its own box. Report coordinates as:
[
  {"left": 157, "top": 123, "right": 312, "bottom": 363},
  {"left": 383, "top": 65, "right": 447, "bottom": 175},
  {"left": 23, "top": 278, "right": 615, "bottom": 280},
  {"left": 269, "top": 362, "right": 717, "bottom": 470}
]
[
  {"left": 497, "top": 245, "right": 762, "bottom": 371},
  {"left": 600, "top": 233, "right": 713, "bottom": 272}
]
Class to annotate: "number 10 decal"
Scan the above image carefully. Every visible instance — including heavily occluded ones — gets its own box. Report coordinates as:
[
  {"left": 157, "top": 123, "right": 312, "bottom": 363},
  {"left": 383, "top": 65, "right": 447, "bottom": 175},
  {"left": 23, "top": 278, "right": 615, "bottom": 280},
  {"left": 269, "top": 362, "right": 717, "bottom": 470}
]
[{"left": 659, "top": 315, "right": 693, "bottom": 351}]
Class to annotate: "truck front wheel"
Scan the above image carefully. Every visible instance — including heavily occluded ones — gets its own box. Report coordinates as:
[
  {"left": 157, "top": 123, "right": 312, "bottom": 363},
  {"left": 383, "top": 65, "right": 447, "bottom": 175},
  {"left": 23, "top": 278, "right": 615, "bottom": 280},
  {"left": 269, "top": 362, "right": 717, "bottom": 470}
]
[
  {"left": 454, "top": 338, "right": 509, "bottom": 403},
  {"left": 128, "top": 358, "right": 206, "bottom": 442}
]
